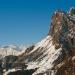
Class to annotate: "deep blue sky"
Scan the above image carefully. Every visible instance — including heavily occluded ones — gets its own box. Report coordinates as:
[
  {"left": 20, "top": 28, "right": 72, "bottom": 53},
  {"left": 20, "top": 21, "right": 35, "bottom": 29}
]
[{"left": 0, "top": 0, "right": 75, "bottom": 45}]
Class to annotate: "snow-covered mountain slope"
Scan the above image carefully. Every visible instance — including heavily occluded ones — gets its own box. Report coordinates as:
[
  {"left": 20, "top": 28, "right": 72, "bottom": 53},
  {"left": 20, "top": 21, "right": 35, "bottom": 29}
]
[
  {"left": 14, "top": 8, "right": 75, "bottom": 75},
  {"left": 2, "top": 8, "right": 75, "bottom": 75},
  {"left": 26, "top": 36, "right": 62, "bottom": 75},
  {"left": 16, "top": 35, "right": 63, "bottom": 75},
  {"left": 0, "top": 45, "right": 27, "bottom": 56}
]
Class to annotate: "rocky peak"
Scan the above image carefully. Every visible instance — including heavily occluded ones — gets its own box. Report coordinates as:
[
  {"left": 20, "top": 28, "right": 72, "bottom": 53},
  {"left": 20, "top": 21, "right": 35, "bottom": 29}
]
[
  {"left": 48, "top": 8, "right": 75, "bottom": 50},
  {"left": 48, "top": 10, "right": 63, "bottom": 35}
]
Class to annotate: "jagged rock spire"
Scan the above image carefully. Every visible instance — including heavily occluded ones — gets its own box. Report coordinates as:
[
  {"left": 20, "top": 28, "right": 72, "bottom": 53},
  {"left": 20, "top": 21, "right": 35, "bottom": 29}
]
[
  {"left": 49, "top": 7, "right": 75, "bottom": 36},
  {"left": 48, "top": 11, "right": 63, "bottom": 36}
]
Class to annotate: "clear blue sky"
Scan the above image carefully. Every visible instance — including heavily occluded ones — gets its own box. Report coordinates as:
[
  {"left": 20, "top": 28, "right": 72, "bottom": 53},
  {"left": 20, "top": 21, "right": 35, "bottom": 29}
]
[{"left": 0, "top": 0, "right": 75, "bottom": 45}]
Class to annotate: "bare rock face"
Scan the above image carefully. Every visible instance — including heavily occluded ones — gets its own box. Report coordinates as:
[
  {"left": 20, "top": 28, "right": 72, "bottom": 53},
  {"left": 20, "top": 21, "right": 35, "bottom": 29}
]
[
  {"left": 49, "top": 10, "right": 75, "bottom": 50},
  {"left": 48, "top": 8, "right": 75, "bottom": 75}
]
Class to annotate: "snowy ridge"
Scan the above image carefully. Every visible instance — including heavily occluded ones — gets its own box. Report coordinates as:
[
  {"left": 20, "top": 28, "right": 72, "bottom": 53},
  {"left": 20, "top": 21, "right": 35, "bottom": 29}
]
[
  {"left": 29, "top": 36, "right": 52, "bottom": 54},
  {"left": 24, "top": 35, "right": 62, "bottom": 75},
  {"left": 0, "top": 45, "right": 27, "bottom": 56},
  {"left": 0, "top": 46, "right": 19, "bottom": 56}
]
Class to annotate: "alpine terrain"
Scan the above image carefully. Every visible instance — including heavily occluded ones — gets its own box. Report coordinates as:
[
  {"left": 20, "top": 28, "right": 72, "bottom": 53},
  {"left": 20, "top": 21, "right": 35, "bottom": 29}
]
[{"left": 0, "top": 8, "right": 75, "bottom": 75}]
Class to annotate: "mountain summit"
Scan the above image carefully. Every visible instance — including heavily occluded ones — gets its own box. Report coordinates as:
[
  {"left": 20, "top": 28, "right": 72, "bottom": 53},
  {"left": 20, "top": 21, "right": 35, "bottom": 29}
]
[{"left": 2, "top": 8, "right": 75, "bottom": 75}]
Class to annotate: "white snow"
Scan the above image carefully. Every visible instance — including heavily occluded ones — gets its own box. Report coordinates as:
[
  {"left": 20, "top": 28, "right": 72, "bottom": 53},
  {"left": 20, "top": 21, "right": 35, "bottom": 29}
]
[
  {"left": 23, "top": 35, "right": 62, "bottom": 75},
  {"left": 3, "top": 69, "right": 16, "bottom": 75},
  {"left": 0, "top": 47, "right": 19, "bottom": 56},
  {"left": 27, "top": 62, "right": 38, "bottom": 70},
  {"left": 28, "top": 36, "right": 52, "bottom": 54},
  {"left": 0, "top": 45, "right": 27, "bottom": 56},
  {"left": 3, "top": 68, "right": 22, "bottom": 75}
]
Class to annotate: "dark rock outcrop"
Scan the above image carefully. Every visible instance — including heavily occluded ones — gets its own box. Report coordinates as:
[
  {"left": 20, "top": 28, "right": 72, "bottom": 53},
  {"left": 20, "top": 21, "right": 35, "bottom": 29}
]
[{"left": 7, "top": 69, "right": 36, "bottom": 75}]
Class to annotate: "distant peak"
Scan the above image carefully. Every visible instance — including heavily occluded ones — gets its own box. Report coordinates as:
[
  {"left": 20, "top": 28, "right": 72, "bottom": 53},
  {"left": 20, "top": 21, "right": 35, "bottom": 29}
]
[{"left": 69, "top": 7, "right": 75, "bottom": 15}]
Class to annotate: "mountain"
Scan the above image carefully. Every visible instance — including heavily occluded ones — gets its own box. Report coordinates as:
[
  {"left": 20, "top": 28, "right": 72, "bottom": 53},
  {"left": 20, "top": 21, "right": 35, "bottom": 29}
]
[
  {"left": 3, "top": 8, "right": 75, "bottom": 75},
  {"left": 0, "top": 45, "right": 27, "bottom": 56}
]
